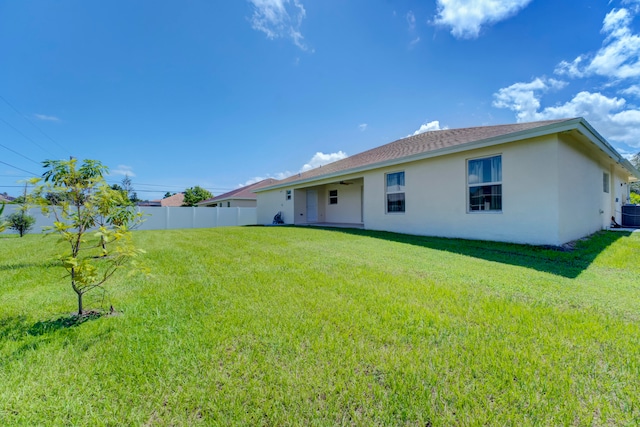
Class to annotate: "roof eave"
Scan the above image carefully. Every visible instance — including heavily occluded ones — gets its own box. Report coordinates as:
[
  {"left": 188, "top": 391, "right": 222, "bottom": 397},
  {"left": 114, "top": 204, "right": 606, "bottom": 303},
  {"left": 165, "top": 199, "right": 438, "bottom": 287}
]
[
  {"left": 571, "top": 119, "right": 640, "bottom": 180},
  {"left": 256, "top": 119, "right": 582, "bottom": 192}
]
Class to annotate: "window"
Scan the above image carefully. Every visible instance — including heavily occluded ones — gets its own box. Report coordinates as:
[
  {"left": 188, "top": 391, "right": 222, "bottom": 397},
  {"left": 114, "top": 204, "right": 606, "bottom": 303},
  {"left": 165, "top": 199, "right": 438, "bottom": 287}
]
[
  {"left": 329, "top": 189, "right": 338, "bottom": 205},
  {"left": 386, "top": 171, "right": 405, "bottom": 213},
  {"left": 286, "top": 190, "right": 292, "bottom": 200},
  {"left": 603, "top": 172, "right": 610, "bottom": 193},
  {"left": 468, "top": 155, "right": 502, "bottom": 212}
]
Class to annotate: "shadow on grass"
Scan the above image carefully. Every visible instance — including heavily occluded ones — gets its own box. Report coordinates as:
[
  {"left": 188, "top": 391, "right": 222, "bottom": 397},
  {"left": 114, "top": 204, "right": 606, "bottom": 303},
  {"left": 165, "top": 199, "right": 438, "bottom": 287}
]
[
  {"left": 28, "top": 311, "right": 104, "bottom": 336},
  {"left": 0, "top": 260, "right": 58, "bottom": 271},
  {"left": 0, "top": 312, "right": 105, "bottom": 342},
  {"left": 310, "top": 227, "right": 631, "bottom": 279},
  {"left": 0, "top": 312, "right": 109, "bottom": 364}
]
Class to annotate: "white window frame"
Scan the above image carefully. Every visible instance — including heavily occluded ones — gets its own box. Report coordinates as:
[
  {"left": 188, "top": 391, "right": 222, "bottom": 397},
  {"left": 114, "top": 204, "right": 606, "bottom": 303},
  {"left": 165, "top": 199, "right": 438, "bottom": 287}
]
[
  {"left": 603, "top": 172, "right": 610, "bottom": 193},
  {"left": 467, "top": 155, "right": 502, "bottom": 213},
  {"left": 329, "top": 189, "right": 338, "bottom": 205},
  {"left": 385, "top": 171, "right": 405, "bottom": 214}
]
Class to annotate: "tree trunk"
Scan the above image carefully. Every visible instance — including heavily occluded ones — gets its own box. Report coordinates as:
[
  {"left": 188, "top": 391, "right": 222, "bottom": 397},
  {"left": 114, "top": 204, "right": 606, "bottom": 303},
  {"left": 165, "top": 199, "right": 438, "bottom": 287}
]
[{"left": 77, "top": 291, "right": 83, "bottom": 315}]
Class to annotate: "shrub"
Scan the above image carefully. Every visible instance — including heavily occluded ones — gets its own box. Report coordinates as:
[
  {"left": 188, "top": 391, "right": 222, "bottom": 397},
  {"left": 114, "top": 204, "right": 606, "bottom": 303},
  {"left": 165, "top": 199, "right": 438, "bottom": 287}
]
[{"left": 6, "top": 211, "right": 36, "bottom": 237}]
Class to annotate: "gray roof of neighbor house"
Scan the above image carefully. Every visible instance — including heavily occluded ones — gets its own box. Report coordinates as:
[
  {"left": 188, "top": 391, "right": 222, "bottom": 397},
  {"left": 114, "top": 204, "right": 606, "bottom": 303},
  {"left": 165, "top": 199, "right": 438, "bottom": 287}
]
[
  {"left": 197, "top": 178, "right": 279, "bottom": 206},
  {"left": 256, "top": 117, "right": 640, "bottom": 191},
  {"left": 0, "top": 192, "right": 15, "bottom": 202}
]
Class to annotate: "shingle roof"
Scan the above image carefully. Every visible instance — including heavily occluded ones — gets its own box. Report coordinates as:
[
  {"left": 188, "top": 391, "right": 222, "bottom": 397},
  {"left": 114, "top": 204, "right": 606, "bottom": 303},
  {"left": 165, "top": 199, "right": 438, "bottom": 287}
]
[
  {"left": 159, "top": 192, "right": 185, "bottom": 207},
  {"left": 197, "top": 178, "right": 279, "bottom": 205},
  {"left": 0, "top": 193, "right": 15, "bottom": 202},
  {"left": 258, "top": 118, "right": 576, "bottom": 190}
]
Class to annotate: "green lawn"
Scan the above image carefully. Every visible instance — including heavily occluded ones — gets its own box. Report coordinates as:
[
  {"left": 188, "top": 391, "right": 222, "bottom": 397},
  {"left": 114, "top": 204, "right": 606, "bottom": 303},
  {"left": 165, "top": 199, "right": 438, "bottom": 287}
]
[{"left": 1, "top": 227, "right": 639, "bottom": 426}]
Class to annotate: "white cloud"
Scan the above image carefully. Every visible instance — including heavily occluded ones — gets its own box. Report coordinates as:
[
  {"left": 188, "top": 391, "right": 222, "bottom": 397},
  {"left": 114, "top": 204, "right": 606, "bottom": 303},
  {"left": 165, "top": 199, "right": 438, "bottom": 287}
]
[
  {"left": 493, "top": 79, "right": 640, "bottom": 147},
  {"left": 621, "top": 84, "right": 640, "bottom": 97},
  {"left": 407, "top": 11, "right": 416, "bottom": 31},
  {"left": 243, "top": 151, "right": 348, "bottom": 186},
  {"left": 495, "top": 6, "right": 640, "bottom": 149},
  {"left": 409, "top": 36, "right": 421, "bottom": 48},
  {"left": 110, "top": 165, "right": 136, "bottom": 177},
  {"left": 242, "top": 171, "right": 292, "bottom": 186},
  {"left": 248, "top": 0, "right": 309, "bottom": 51},
  {"left": 301, "top": 151, "right": 348, "bottom": 171},
  {"left": 411, "top": 120, "right": 448, "bottom": 136},
  {"left": 492, "top": 77, "right": 568, "bottom": 122},
  {"left": 433, "top": 0, "right": 533, "bottom": 39},
  {"left": 555, "top": 8, "right": 640, "bottom": 80},
  {"left": 33, "top": 114, "right": 60, "bottom": 122},
  {"left": 359, "top": 123, "right": 368, "bottom": 132}
]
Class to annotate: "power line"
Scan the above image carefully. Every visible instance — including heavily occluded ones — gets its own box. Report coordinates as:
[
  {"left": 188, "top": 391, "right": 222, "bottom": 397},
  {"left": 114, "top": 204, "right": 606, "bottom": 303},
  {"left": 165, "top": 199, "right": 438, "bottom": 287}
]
[
  {"left": 0, "top": 141, "right": 41, "bottom": 165},
  {"left": 103, "top": 179, "right": 233, "bottom": 192},
  {"left": 0, "top": 116, "right": 56, "bottom": 157},
  {"left": 0, "top": 160, "right": 38, "bottom": 175},
  {"left": 0, "top": 94, "right": 70, "bottom": 155}
]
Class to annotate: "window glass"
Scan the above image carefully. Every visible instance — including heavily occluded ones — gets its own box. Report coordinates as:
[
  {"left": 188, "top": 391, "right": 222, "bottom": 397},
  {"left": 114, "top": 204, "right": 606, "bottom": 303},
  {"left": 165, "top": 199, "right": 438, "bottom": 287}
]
[
  {"left": 603, "top": 172, "right": 610, "bottom": 193},
  {"left": 386, "top": 171, "right": 405, "bottom": 213},
  {"left": 387, "top": 172, "right": 405, "bottom": 191},
  {"left": 468, "top": 156, "right": 502, "bottom": 212},
  {"left": 468, "top": 156, "right": 501, "bottom": 184},
  {"left": 387, "top": 193, "right": 405, "bottom": 212},
  {"left": 329, "top": 189, "right": 338, "bottom": 205}
]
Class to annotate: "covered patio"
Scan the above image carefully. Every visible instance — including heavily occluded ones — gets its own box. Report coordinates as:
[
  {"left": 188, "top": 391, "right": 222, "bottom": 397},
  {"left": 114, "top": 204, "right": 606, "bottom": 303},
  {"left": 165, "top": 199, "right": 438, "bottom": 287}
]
[{"left": 293, "top": 177, "right": 364, "bottom": 228}]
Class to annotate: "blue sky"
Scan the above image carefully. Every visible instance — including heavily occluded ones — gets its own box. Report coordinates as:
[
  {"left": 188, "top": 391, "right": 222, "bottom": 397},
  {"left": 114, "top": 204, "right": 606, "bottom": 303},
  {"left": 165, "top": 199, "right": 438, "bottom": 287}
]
[{"left": 1, "top": 0, "right": 640, "bottom": 199}]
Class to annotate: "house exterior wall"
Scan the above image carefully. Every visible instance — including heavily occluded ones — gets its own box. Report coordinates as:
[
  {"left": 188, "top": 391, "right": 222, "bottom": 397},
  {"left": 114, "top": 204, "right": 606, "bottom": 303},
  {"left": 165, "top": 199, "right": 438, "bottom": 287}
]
[
  {"left": 325, "top": 179, "right": 363, "bottom": 223},
  {"left": 362, "top": 135, "right": 561, "bottom": 245},
  {"left": 293, "top": 189, "right": 306, "bottom": 224},
  {"left": 228, "top": 199, "right": 257, "bottom": 208},
  {"left": 256, "top": 188, "right": 294, "bottom": 224},
  {"left": 557, "top": 134, "right": 612, "bottom": 243},
  {"left": 612, "top": 169, "right": 628, "bottom": 222},
  {"left": 556, "top": 133, "right": 634, "bottom": 241}
]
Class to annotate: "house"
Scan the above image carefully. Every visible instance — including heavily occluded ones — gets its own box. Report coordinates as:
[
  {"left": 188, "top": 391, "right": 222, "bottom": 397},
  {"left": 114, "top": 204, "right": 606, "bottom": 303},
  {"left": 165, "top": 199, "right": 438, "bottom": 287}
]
[
  {"left": 255, "top": 117, "right": 640, "bottom": 246},
  {"left": 197, "top": 179, "right": 278, "bottom": 208},
  {"left": 139, "top": 193, "right": 186, "bottom": 207},
  {"left": 0, "top": 192, "right": 15, "bottom": 203}
]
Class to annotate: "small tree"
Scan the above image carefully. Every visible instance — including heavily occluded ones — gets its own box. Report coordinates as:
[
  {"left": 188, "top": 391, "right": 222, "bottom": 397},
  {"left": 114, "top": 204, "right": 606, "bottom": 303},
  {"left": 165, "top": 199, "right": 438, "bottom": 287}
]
[
  {"left": 31, "top": 158, "right": 146, "bottom": 315},
  {"left": 182, "top": 186, "right": 213, "bottom": 206},
  {"left": 163, "top": 192, "right": 175, "bottom": 199},
  {"left": 121, "top": 175, "right": 141, "bottom": 204},
  {"left": 7, "top": 184, "right": 36, "bottom": 237},
  {"left": 7, "top": 212, "right": 36, "bottom": 237}
]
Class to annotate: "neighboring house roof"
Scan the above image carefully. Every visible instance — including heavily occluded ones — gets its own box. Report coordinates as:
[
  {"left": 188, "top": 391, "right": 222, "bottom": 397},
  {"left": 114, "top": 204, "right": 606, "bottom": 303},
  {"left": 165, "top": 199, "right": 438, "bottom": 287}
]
[
  {"left": 0, "top": 193, "right": 15, "bottom": 202},
  {"left": 161, "top": 192, "right": 185, "bottom": 207},
  {"left": 137, "top": 200, "right": 161, "bottom": 207},
  {"left": 197, "top": 179, "right": 279, "bottom": 206},
  {"left": 143, "top": 192, "right": 185, "bottom": 207},
  {"left": 256, "top": 117, "right": 640, "bottom": 192}
]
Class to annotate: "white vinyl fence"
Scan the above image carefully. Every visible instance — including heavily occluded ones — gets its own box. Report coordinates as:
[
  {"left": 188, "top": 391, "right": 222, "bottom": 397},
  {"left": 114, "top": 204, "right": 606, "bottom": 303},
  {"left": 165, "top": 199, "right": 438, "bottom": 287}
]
[{"left": 0, "top": 205, "right": 257, "bottom": 234}]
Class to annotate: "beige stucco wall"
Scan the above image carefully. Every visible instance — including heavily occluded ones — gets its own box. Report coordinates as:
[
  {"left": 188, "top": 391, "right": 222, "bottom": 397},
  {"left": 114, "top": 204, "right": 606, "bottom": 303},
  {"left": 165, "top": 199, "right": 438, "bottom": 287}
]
[
  {"left": 256, "top": 188, "right": 294, "bottom": 224},
  {"left": 293, "top": 189, "right": 306, "bottom": 224},
  {"left": 556, "top": 133, "right": 634, "bottom": 241},
  {"left": 557, "top": 135, "right": 610, "bottom": 243},
  {"left": 229, "top": 199, "right": 257, "bottom": 208},
  {"left": 324, "top": 179, "right": 363, "bottom": 223},
  {"left": 362, "top": 135, "right": 562, "bottom": 245}
]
